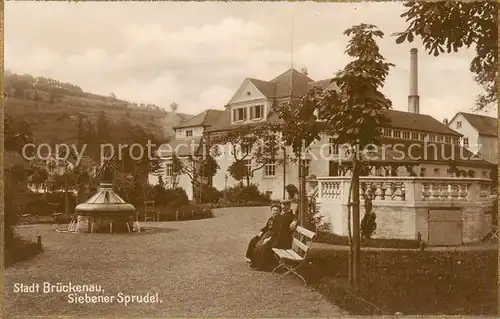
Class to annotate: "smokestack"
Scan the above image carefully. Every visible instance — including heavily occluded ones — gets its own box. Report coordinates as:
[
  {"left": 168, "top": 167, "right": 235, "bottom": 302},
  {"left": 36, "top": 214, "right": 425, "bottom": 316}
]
[{"left": 408, "top": 48, "right": 420, "bottom": 114}]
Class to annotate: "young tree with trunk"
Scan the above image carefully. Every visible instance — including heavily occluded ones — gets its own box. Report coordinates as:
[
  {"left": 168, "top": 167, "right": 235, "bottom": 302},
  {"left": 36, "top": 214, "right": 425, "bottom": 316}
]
[
  {"left": 394, "top": 0, "right": 497, "bottom": 111},
  {"left": 316, "top": 23, "right": 393, "bottom": 289},
  {"left": 211, "top": 124, "right": 281, "bottom": 186},
  {"left": 268, "top": 87, "right": 326, "bottom": 225}
]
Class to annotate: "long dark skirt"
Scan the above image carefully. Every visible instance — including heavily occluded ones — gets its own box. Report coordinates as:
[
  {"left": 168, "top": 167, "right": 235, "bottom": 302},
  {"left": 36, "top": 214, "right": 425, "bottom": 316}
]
[
  {"left": 252, "top": 232, "right": 277, "bottom": 271},
  {"left": 246, "top": 235, "right": 261, "bottom": 260}
]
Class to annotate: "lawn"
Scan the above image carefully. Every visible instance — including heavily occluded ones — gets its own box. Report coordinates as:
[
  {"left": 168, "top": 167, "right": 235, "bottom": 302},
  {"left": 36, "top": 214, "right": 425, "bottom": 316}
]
[{"left": 3, "top": 207, "right": 346, "bottom": 318}]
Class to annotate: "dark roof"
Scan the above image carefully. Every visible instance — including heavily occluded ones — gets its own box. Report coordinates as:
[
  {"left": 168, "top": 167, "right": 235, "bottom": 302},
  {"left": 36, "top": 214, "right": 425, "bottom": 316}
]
[
  {"left": 207, "top": 69, "right": 459, "bottom": 137},
  {"left": 248, "top": 78, "right": 276, "bottom": 98},
  {"left": 174, "top": 109, "right": 225, "bottom": 129},
  {"left": 244, "top": 69, "right": 314, "bottom": 99},
  {"left": 337, "top": 138, "right": 492, "bottom": 167},
  {"left": 385, "top": 110, "right": 461, "bottom": 136},
  {"left": 459, "top": 112, "right": 497, "bottom": 137},
  {"left": 270, "top": 69, "right": 314, "bottom": 98},
  {"left": 207, "top": 107, "right": 461, "bottom": 136},
  {"left": 157, "top": 136, "right": 203, "bottom": 158}
]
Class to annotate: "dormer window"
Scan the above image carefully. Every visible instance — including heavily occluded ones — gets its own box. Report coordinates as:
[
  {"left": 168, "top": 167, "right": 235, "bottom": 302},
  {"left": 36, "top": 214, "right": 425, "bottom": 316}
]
[
  {"left": 250, "top": 105, "right": 264, "bottom": 120},
  {"left": 186, "top": 130, "right": 193, "bottom": 137},
  {"left": 233, "top": 107, "right": 247, "bottom": 122}
]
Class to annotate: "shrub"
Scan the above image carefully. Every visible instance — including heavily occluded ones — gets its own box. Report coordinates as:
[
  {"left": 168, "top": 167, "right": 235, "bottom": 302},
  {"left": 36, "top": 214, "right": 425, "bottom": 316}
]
[
  {"left": 307, "top": 248, "right": 497, "bottom": 315},
  {"left": 193, "top": 184, "right": 222, "bottom": 204},
  {"left": 158, "top": 202, "right": 213, "bottom": 221},
  {"left": 285, "top": 184, "right": 299, "bottom": 199},
  {"left": 316, "top": 231, "right": 421, "bottom": 249},
  {"left": 222, "top": 184, "right": 271, "bottom": 205}
]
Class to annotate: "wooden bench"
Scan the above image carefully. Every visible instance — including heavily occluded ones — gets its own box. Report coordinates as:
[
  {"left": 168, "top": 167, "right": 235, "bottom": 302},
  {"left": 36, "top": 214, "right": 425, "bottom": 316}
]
[{"left": 271, "top": 225, "right": 316, "bottom": 286}]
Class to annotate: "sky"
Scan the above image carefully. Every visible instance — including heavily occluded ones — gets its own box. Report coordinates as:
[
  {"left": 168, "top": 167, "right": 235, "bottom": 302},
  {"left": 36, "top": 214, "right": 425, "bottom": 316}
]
[{"left": 5, "top": 1, "right": 496, "bottom": 120}]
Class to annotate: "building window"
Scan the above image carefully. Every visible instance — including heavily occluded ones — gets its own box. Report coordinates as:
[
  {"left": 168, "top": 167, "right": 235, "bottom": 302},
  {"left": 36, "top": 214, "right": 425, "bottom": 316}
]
[
  {"left": 186, "top": 130, "right": 193, "bottom": 137},
  {"left": 383, "top": 128, "right": 392, "bottom": 137},
  {"left": 444, "top": 136, "right": 451, "bottom": 144},
  {"left": 462, "top": 137, "right": 469, "bottom": 148},
  {"left": 437, "top": 135, "right": 443, "bottom": 143},
  {"left": 428, "top": 134, "right": 436, "bottom": 142},
  {"left": 456, "top": 121, "right": 462, "bottom": 129},
  {"left": 483, "top": 171, "right": 488, "bottom": 178},
  {"left": 411, "top": 132, "right": 419, "bottom": 140},
  {"left": 402, "top": 131, "right": 410, "bottom": 139},
  {"left": 393, "top": 130, "right": 401, "bottom": 138},
  {"left": 434, "top": 168, "right": 440, "bottom": 175},
  {"left": 419, "top": 167, "right": 426, "bottom": 177},
  {"left": 300, "top": 159, "right": 311, "bottom": 177},
  {"left": 420, "top": 133, "right": 428, "bottom": 141},
  {"left": 264, "top": 160, "right": 276, "bottom": 177},
  {"left": 329, "top": 138, "right": 339, "bottom": 155},
  {"left": 241, "top": 144, "right": 251, "bottom": 155},
  {"left": 243, "top": 159, "right": 252, "bottom": 176},
  {"left": 250, "top": 105, "right": 264, "bottom": 120},
  {"left": 165, "top": 163, "right": 173, "bottom": 177},
  {"left": 233, "top": 107, "right": 247, "bottom": 122}
]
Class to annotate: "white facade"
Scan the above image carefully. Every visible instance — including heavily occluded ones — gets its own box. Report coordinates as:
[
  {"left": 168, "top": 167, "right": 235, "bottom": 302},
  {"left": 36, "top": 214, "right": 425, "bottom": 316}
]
[{"left": 449, "top": 113, "right": 497, "bottom": 164}]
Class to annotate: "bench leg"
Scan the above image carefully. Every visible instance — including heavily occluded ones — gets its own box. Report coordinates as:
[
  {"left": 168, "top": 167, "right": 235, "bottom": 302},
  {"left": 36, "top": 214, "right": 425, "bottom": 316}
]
[
  {"left": 272, "top": 254, "right": 287, "bottom": 274},
  {"left": 282, "top": 262, "right": 307, "bottom": 286}
]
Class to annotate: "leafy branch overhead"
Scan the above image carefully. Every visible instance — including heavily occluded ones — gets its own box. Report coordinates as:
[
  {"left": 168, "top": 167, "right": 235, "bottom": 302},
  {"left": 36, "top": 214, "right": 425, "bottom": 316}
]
[
  {"left": 394, "top": 0, "right": 498, "bottom": 110},
  {"left": 319, "top": 23, "right": 393, "bottom": 148}
]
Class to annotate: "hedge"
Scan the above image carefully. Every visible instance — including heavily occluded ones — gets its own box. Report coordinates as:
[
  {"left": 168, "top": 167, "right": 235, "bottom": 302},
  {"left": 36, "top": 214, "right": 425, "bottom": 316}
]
[
  {"left": 5, "top": 236, "right": 42, "bottom": 267},
  {"left": 306, "top": 248, "right": 497, "bottom": 315},
  {"left": 316, "top": 231, "right": 421, "bottom": 249}
]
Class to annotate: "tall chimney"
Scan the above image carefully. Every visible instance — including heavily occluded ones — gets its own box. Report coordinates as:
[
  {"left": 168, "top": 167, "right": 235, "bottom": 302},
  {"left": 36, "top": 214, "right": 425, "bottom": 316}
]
[{"left": 408, "top": 48, "right": 420, "bottom": 114}]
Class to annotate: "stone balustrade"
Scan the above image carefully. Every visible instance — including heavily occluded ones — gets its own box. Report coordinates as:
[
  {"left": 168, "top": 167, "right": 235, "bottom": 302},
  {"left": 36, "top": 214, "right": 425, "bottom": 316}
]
[
  {"left": 311, "top": 176, "right": 494, "bottom": 244},
  {"left": 315, "top": 176, "right": 493, "bottom": 204}
]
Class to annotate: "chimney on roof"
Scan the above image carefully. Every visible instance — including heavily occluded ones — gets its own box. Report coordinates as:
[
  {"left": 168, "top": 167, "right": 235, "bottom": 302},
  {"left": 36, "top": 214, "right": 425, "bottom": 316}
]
[
  {"left": 443, "top": 118, "right": 449, "bottom": 126},
  {"left": 408, "top": 48, "right": 420, "bottom": 114},
  {"left": 300, "top": 67, "right": 308, "bottom": 76}
]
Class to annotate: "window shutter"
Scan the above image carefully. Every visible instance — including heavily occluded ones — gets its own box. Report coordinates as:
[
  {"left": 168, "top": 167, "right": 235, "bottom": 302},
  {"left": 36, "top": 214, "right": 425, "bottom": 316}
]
[
  {"left": 250, "top": 106, "right": 254, "bottom": 119},
  {"left": 232, "top": 109, "right": 237, "bottom": 121},
  {"left": 243, "top": 107, "right": 247, "bottom": 120}
]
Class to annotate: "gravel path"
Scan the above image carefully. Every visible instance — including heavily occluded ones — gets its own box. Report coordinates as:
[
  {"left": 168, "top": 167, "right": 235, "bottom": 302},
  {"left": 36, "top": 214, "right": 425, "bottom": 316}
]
[{"left": 4, "top": 206, "right": 347, "bottom": 318}]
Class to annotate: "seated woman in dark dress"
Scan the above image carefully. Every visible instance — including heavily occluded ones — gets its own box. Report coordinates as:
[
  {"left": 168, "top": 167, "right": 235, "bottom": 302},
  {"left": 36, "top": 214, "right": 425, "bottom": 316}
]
[{"left": 245, "top": 204, "right": 281, "bottom": 269}]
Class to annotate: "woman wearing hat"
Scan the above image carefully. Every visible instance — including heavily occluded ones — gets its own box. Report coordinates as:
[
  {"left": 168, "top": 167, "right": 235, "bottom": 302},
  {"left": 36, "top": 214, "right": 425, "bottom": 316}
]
[
  {"left": 273, "top": 199, "right": 298, "bottom": 249},
  {"left": 245, "top": 204, "right": 281, "bottom": 268}
]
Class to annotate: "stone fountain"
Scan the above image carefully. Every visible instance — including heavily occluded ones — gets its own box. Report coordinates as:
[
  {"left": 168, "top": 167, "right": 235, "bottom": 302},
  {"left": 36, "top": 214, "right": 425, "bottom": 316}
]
[{"left": 71, "top": 160, "right": 138, "bottom": 233}]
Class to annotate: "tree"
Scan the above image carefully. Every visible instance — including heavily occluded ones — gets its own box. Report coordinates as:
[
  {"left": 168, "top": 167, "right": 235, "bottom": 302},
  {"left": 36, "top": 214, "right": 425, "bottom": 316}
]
[
  {"left": 211, "top": 124, "right": 281, "bottom": 186},
  {"left": 394, "top": 1, "right": 497, "bottom": 111},
  {"left": 316, "top": 23, "right": 393, "bottom": 289},
  {"left": 269, "top": 88, "right": 325, "bottom": 225}
]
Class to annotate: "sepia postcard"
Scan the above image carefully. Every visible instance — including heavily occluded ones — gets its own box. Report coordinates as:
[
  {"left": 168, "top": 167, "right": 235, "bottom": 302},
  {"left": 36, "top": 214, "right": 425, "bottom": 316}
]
[{"left": 2, "top": 1, "right": 498, "bottom": 318}]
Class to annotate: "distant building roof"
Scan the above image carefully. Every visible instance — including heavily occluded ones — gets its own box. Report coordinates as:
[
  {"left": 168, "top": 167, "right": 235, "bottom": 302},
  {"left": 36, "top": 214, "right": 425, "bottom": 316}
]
[
  {"left": 174, "top": 109, "right": 225, "bottom": 129},
  {"left": 458, "top": 112, "right": 497, "bottom": 137},
  {"left": 385, "top": 110, "right": 460, "bottom": 136}
]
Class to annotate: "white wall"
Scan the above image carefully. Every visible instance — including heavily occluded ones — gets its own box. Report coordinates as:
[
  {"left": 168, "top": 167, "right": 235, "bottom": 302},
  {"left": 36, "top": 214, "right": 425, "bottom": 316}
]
[{"left": 175, "top": 126, "right": 205, "bottom": 139}]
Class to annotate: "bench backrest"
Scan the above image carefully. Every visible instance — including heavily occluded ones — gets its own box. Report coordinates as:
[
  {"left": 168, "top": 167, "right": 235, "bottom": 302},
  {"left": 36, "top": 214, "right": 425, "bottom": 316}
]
[{"left": 292, "top": 225, "right": 316, "bottom": 256}]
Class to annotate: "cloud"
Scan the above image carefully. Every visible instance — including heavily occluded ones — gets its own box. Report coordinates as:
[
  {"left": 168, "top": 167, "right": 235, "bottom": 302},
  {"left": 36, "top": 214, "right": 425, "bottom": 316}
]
[{"left": 5, "top": 1, "right": 490, "bottom": 121}]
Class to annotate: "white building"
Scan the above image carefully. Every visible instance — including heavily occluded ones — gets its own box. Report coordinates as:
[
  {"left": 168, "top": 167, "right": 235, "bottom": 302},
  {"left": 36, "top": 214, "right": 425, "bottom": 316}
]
[
  {"left": 149, "top": 109, "right": 225, "bottom": 199},
  {"left": 448, "top": 112, "right": 498, "bottom": 164},
  {"left": 149, "top": 49, "right": 495, "bottom": 245}
]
